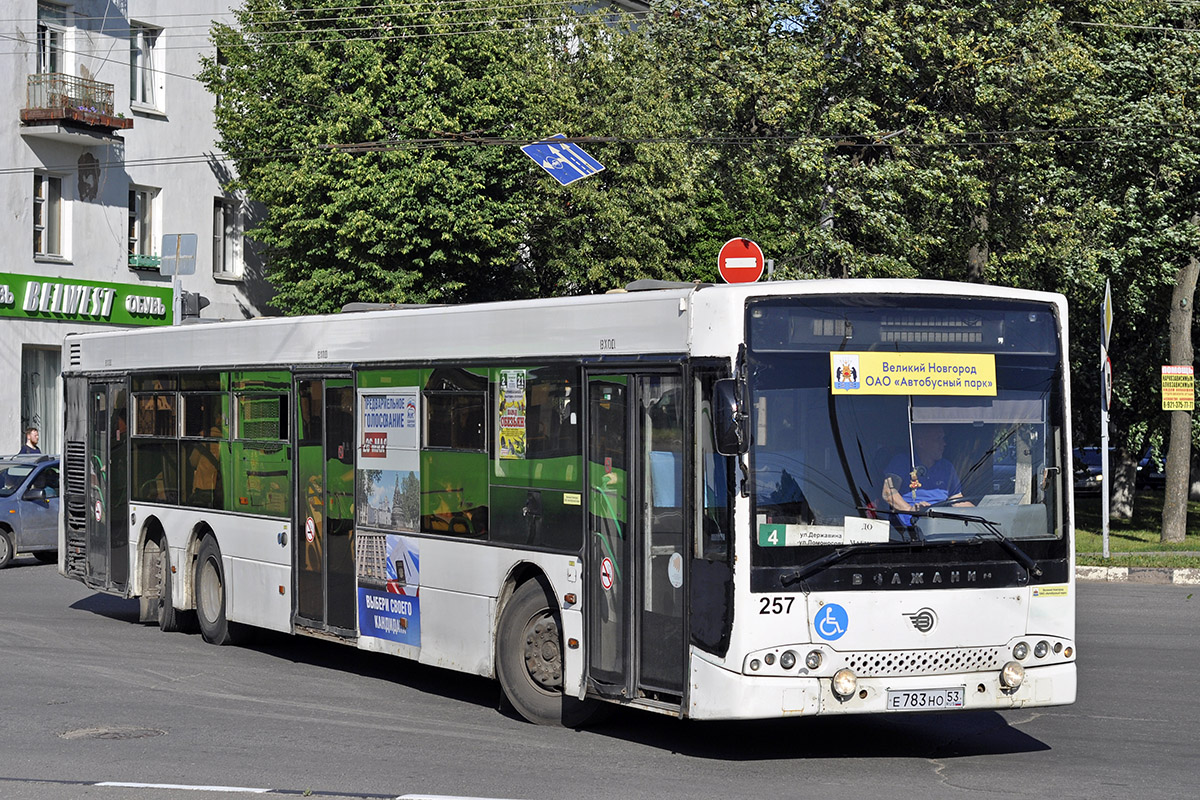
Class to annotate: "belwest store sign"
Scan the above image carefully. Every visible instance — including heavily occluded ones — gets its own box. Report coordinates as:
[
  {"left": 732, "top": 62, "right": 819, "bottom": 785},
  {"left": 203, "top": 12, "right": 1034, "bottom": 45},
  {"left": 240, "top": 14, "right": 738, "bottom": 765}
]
[{"left": 0, "top": 272, "right": 173, "bottom": 326}]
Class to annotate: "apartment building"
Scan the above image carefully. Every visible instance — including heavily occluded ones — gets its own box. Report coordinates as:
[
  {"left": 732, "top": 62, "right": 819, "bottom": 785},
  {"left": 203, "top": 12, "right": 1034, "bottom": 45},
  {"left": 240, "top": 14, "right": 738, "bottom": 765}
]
[{"left": 2, "top": 1, "right": 273, "bottom": 454}]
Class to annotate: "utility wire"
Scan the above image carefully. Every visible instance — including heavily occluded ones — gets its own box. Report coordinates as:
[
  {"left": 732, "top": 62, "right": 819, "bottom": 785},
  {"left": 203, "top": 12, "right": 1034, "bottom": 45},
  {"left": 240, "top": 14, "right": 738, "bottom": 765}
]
[{"left": 8, "top": 128, "right": 1200, "bottom": 178}]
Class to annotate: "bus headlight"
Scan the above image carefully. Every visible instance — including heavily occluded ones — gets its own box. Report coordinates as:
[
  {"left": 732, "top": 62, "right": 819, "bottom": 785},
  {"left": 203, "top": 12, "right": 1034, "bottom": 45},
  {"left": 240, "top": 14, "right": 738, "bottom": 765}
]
[
  {"left": 1034, "top": 640, "right": 1049, "bottom": 658},
  {"left": 805, "top": 650, "right": 823, "bottom": 670},
  {"left": 1000, "top": 661, "right": 1026, "bottom": 689},
  {"left": 832, "top": 668, "right": 857, "bottom": 698},
  {"left": 780, "top": 650, "right": 797, "bottom": 670},
  {"left": 1012, "top": 641, "right": 1029, "bottom": 660}
]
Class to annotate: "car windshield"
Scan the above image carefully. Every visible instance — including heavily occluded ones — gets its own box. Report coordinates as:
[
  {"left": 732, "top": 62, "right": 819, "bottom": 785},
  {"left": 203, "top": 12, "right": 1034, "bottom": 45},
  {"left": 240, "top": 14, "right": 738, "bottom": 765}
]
[
  {"left": 0, "top": 465, "right": 34, "bottom": 497},
  {"left": 747, "top": 295, "right": 1068, "bottom": 573}
]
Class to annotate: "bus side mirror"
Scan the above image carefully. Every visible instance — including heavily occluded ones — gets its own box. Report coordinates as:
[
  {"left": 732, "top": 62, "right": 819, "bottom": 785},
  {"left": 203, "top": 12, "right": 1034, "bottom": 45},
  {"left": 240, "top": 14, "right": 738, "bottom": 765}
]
[{"left": 713, "top": 379, "right": 746, "bottom": 456}]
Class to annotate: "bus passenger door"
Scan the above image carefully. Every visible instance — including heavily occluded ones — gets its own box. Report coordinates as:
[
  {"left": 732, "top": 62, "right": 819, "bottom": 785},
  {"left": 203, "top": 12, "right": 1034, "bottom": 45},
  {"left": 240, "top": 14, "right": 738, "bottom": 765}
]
[
  {"left": 293, "top": 375, "right": 357, "bottom": 636},
  {"left": 587, "top": 373, "right": 686, "bottom": 704},
  {"left": 85, "top": 382, "right": 129, "bottom": 592}
]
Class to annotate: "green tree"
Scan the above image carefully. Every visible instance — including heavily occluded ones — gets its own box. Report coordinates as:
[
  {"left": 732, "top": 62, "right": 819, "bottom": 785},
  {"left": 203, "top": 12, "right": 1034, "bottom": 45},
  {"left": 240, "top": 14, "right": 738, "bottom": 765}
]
[
  {"left": 1070, "top": 1, "right": 1200, "bottom": 538},
  {"left": 202, "top": 0, "right": 571, "bottom": 312}
]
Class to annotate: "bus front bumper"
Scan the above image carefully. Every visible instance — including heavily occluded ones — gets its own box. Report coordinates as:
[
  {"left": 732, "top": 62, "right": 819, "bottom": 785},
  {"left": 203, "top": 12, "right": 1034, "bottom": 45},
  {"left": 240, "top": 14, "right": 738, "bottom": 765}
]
[{"left": 686, "top": 655, "right": 1077, "bottom": 721}]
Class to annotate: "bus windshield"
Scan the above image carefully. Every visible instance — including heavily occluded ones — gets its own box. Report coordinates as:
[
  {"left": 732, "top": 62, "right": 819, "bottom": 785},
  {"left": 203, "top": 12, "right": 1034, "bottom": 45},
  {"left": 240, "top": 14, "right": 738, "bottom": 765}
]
[{"left": 747, "top": 295, "right": 1067, "bottom": 573}]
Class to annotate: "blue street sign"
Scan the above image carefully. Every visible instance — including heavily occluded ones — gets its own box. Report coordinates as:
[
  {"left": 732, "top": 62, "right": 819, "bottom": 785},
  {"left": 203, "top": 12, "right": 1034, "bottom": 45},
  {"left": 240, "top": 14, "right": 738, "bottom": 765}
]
[{"left": 521, "top": 134, "right": 606, "bottom": 186}]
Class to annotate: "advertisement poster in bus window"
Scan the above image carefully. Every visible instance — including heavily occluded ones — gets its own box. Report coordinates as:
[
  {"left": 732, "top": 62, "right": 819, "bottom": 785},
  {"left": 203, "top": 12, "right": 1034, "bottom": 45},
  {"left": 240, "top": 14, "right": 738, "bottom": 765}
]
[
  {"left": 499, "top": 369, "right": 527, "bottom": 459},
  {"left": 357, "top": 389, "right": 421, "bottom": 531},
  {"left": 357, "top": 533, "right": 421, "bottom": 646}
]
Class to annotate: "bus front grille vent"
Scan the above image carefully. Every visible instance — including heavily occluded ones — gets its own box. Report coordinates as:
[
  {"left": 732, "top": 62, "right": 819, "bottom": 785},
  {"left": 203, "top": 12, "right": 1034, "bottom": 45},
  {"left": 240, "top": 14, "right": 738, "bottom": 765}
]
[{"left": 840, "top": 647, "right": 1004, "bottom": 677}]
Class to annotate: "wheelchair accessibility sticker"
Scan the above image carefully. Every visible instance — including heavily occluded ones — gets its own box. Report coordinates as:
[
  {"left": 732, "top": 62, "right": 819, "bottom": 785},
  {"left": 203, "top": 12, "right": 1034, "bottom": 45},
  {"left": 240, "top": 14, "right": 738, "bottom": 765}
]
[{"left": 815, "top": 603, "right": 849, "bottom": 641}]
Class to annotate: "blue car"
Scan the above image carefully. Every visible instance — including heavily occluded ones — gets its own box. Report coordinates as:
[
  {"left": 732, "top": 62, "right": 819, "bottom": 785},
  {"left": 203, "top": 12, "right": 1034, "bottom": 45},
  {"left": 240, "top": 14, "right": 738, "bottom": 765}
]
[{"left": 0, "top": 454, "right": 59, "bottom": 568}]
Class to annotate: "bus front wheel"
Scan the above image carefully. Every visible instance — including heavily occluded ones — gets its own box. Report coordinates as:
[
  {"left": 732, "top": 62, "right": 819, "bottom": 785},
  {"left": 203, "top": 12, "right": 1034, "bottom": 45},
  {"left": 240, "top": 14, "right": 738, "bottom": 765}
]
[
  {"left": 195, "top": 537, "right": 234, "bottom": 645},
  {"left": 496, "top": 579, "right": 601, "bottom": 727}
]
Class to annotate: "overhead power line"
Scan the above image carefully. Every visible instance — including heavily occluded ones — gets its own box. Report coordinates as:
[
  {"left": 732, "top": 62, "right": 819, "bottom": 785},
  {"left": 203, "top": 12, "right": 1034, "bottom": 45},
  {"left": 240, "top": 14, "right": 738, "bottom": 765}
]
[{"left": 7, "top": 127, "right": 1200, "bottom": 178}]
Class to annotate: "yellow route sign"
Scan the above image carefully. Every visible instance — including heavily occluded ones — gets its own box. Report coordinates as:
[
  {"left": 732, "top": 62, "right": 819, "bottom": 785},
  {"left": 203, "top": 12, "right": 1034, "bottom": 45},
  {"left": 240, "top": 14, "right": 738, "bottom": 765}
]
[
  {"left": 830, "top": 352, "right": 997, "bottom": 396},
  {"left": 1161, "top": 365, "right": 1195, "bottom": 411}
]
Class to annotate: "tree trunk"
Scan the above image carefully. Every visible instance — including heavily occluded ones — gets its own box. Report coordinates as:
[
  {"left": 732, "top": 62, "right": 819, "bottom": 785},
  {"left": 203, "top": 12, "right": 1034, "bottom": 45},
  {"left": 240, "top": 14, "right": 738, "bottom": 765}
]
[
  {"left": 966, "top": 213, "right": 989, "bottom": 283},
  {"left": 1189, "top": 449, "right": 1200, "bottom": 501},
  {"left": 1162, "top": 238, "right": 1200, "bottom": 543},
  {"left": 1110, "top": 446, "right": 1136, "bottom": 520}
]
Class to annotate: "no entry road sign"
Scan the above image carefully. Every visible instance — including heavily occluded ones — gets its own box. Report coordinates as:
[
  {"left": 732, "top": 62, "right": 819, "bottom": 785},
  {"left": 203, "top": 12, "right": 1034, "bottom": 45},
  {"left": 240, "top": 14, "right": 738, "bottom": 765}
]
[{"left": 718, "top": 238, "right": 764, "bottom": 283}]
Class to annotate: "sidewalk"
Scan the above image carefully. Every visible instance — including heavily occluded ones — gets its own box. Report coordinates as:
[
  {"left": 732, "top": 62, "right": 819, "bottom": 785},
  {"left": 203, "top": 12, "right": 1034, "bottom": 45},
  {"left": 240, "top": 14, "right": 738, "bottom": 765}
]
[{"left": 1076, "top": 551, "right": 1200, "bottom": 585}]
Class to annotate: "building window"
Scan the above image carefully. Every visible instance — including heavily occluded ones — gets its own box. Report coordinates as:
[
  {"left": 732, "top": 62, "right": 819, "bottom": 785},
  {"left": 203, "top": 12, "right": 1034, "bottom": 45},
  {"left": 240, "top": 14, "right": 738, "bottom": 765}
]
[
  {"left": 213, "top": 198, "right": 241, "bottom": 276},
  {"left": 36, "top": 2, "right": 67, "bottom": 75},
  {"left": 128, "top": 186, "right": 158, "bottom": 264},
  {"left": 21, "top": 347, "right": 61, "bottom": 455},
  {"left": 34, "top": 173, "right": 62, "bottom": 258},
  {"left": 130, "top": 23, "right": 162, "bottom": 109}
]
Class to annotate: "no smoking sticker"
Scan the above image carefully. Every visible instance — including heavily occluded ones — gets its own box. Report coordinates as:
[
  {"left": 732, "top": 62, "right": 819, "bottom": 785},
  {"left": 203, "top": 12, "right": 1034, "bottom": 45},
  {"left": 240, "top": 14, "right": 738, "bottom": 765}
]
[{"left": 600, "top": 557, "right": 615, "bottom": 590}]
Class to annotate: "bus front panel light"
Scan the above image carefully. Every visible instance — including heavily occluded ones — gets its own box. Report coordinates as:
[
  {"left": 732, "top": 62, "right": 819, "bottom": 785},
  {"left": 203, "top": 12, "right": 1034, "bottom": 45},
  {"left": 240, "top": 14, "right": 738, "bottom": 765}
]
[
  {"left": 780, "top": 650, "right": 797, "bottom": 670},
  {"left": 749, "top": 659, "right": 761, "bottom": 672},
  {"left": 805, "top": 650, "right": 822, "bottom": 670},
  {"left": 1000, "top": 661, "right": 1026, "bottom": 690},
  {"left": 1012, "top": 641, "right": 1029, "bottom": 660},
  {"left": 764, "top": 652, "right": 776, "bottom": 666},
  {"left": 832, "top": 668, "right": 857, "bottom": 698},
  {"left": 1034, "top": 641, "right": 1049, "bottom": 658}
]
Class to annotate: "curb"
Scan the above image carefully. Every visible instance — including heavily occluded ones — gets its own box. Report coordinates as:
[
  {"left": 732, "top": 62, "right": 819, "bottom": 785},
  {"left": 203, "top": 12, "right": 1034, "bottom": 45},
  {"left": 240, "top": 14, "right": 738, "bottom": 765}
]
[{"left": 1075, "top": 565, "right": 1200, "bottom": 585}]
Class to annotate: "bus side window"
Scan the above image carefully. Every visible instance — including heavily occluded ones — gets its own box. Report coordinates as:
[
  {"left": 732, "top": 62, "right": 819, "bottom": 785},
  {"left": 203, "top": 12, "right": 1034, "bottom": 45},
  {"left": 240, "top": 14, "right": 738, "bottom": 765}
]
[{"left": 422, "top": 368, "right": 489, "bottom": 539}]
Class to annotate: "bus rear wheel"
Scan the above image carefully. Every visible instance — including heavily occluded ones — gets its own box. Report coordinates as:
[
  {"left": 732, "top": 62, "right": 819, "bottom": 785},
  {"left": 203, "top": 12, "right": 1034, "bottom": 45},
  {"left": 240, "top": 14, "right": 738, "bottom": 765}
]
[
  {"left": 140, "top": 537, "right": 182, "bottom": 632},
  {"left": 195, "top": 537, "right": 235, "bottom": 645},
  {"left": 496, "top": 579, "right": 602, "bottom": 727}
]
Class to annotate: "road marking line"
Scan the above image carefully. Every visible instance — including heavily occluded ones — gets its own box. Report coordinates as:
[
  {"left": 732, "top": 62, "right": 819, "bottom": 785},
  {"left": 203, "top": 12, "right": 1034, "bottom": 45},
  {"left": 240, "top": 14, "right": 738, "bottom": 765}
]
[{"left": 97, "top": 782, "right": 271, "bottom": 794}]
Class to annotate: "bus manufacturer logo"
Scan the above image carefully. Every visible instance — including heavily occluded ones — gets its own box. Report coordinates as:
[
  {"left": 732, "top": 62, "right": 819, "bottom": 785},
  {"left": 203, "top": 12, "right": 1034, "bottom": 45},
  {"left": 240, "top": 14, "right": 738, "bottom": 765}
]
[{"left": 904, "top": 607, "right": 937, "bottom": 633}]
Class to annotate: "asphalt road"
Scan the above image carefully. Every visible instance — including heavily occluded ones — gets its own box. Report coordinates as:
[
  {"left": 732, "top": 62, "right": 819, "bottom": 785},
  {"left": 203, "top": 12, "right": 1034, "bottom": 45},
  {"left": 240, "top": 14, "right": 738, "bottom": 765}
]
[{"left": 1, "top": 554, "right": 1197, "bottom": 800}]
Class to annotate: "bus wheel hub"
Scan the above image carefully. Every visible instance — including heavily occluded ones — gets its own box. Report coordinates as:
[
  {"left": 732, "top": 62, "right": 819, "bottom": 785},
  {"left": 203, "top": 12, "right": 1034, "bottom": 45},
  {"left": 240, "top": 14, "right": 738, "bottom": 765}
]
[{"left": 524, "top": 615, "right": 562, "bottom": 691}]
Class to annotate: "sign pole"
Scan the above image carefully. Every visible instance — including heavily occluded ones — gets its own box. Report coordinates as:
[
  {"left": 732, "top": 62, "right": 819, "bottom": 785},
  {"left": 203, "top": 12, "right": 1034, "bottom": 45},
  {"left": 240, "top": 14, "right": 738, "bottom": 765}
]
[{"left": 1101, "top": 279, "right": 1112, "bottom": 559}]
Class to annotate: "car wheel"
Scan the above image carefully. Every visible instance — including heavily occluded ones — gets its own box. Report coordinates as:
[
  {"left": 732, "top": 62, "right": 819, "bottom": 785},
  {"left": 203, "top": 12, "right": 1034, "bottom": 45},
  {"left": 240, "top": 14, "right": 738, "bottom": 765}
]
[{"left": 0, "top": 531, "right": 13, "bottom": 569}]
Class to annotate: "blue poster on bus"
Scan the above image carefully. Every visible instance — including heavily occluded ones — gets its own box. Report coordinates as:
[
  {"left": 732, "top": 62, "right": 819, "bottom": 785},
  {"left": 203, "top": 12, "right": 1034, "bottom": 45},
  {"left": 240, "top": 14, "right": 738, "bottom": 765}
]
[
  {"left": 358, "top": 587, "right": 421, "bottom": 646},
  {"left": 357, "top": 534, "right": 421, "bottom": 646}
]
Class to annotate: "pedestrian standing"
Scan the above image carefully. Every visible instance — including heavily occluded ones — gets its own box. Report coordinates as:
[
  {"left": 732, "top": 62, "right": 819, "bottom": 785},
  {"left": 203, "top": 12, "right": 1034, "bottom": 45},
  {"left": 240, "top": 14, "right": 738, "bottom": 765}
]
[{"left": 19, "top": 427, "right": 40, "bottom": 454}]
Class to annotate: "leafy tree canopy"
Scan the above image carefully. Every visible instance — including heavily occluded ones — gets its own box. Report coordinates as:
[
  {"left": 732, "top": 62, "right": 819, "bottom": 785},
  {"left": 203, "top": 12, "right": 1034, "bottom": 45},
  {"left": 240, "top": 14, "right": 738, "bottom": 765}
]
[{"left": 203, "top": 0, "right": 1200, "bottom": 478}]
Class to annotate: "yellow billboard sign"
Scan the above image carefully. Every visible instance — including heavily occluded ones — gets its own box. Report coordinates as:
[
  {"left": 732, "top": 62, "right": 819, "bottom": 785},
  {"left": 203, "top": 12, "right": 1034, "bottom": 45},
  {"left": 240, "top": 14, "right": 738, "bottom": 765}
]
[
  {"left": 830, "top": 352, "right": 997, "bottom": 396},
  {"left": 1162, "top": 365, "right": 1195, "bottom": 411}
]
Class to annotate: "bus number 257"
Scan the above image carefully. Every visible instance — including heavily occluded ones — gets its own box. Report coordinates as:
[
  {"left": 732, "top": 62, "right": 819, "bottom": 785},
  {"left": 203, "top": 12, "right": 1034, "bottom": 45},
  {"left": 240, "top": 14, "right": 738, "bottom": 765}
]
[{"left": 759, "top": 596, "right": 795, "bottom": 615}]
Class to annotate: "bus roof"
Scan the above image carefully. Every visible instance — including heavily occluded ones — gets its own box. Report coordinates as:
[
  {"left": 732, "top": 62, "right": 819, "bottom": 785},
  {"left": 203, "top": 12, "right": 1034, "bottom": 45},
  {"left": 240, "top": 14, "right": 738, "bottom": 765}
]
[{"left": 63, "top": 279, "right": 1066, "bottom": 374}]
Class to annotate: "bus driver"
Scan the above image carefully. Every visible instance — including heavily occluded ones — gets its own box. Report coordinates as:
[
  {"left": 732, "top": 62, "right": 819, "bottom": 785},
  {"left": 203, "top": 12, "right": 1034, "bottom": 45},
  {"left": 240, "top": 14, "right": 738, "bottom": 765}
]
[{"left": 881, "top": 424, "right": 973, "bottom": 522}]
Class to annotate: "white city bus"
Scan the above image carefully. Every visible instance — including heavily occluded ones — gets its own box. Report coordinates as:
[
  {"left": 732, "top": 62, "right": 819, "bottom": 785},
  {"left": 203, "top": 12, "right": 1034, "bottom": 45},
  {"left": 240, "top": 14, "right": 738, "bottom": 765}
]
[{"left": 59, "top": 279, "right": 1076, "bottom": 724}]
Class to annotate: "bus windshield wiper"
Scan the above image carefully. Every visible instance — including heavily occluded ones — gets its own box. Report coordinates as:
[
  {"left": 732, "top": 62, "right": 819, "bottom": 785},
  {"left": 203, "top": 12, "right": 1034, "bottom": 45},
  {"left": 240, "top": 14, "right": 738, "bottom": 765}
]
[
  {"left": 779, "top": 542, "right": 913, "bottom": 587},
  {"left": 778, "top": 507, "right": 925, "bottom": 586},
  {"left": 919, "top": 507, "right": 1043, "bottom": 577}
]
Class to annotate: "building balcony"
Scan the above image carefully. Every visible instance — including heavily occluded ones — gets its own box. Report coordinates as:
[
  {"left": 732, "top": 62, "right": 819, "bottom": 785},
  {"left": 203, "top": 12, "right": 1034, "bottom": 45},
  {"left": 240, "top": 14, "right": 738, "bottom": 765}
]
[
  {"left": 20, "top": 73, "right": 133, "bottom": 143},
  {"left": 128, "top": 253, "right": 162, "bottom": 271}
]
